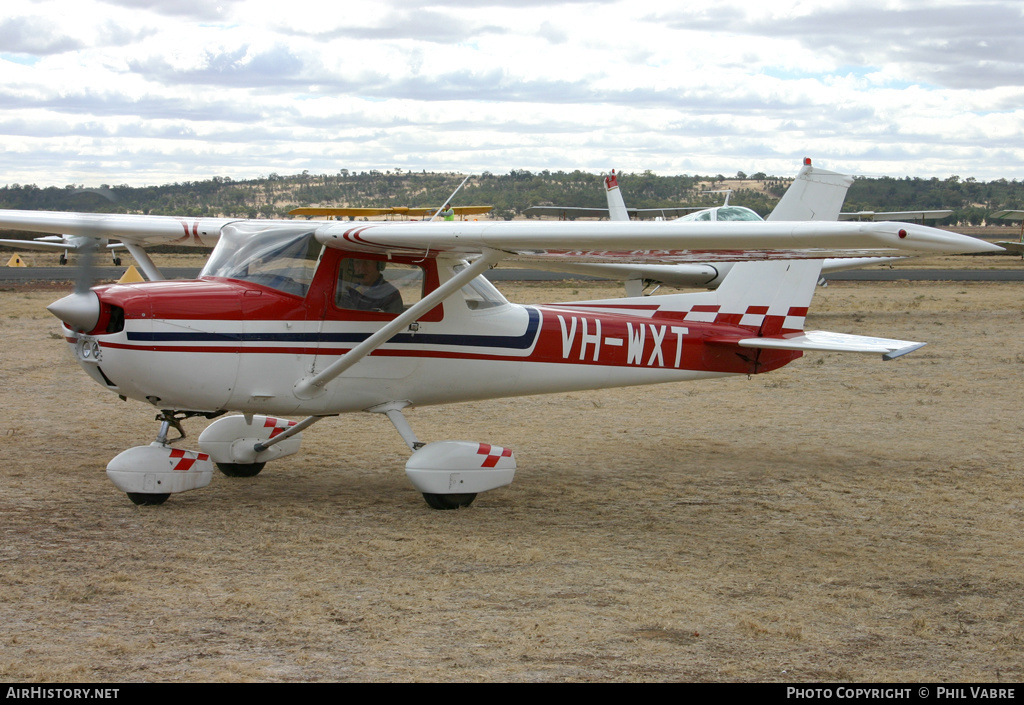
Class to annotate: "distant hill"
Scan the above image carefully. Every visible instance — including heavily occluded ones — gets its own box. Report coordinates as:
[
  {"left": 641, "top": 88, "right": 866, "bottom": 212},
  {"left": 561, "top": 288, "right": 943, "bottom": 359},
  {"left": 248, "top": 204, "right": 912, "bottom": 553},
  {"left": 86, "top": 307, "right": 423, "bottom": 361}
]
[{"left": 2, "top": 169, "right": 1022, "bottom": 227}]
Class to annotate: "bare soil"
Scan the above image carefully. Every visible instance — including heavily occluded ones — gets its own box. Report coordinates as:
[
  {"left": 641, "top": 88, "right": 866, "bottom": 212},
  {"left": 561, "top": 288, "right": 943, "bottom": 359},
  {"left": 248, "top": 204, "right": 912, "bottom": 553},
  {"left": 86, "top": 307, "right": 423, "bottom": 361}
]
[{"left": 1, "top": 277, "right": 1023, "bottom": 683}]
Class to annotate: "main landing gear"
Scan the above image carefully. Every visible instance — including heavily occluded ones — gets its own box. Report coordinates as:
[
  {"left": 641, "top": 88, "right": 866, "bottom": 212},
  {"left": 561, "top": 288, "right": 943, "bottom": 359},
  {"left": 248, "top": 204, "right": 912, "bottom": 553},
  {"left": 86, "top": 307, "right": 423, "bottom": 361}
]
[
  {"left": 216, "top": 462, "right": 266, "bottom": 477},
  {"left": 370, "top": 402, "right": 517, "bottom": 510},
  {"left": 103, "top": 406, "right": 516, "bottom": 510}
]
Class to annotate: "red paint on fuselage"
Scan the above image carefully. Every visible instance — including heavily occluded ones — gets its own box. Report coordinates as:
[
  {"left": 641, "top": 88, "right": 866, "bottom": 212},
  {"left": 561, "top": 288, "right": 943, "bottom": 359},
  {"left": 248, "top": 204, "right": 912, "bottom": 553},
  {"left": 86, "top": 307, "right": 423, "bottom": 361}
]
[{"left": 87, "top": 247, "right": 800, "bottom": 378}]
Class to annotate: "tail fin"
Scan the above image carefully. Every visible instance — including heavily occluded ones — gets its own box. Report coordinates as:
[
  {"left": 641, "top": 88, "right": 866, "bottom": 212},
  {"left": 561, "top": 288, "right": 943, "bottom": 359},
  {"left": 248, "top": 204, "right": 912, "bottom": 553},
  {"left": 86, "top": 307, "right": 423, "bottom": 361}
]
[
  {"left": 563, "top": 258, "right": 925, "bottom": 360},
  {"left": 767, "top": 158, "right": 853, "bottom": 222},
  {"left": 656, "top": 259, "right": 823, "bottom": 336},
  {"left": 604, "top": 170, "right": 630, "bottom": 222}
]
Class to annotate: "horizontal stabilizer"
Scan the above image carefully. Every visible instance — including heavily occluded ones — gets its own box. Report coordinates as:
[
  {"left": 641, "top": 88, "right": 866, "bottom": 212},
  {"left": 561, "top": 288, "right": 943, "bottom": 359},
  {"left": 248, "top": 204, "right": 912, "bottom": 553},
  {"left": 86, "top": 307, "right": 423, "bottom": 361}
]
[{"left": 732, "top": 330, "right": 926, "bottom": 360}]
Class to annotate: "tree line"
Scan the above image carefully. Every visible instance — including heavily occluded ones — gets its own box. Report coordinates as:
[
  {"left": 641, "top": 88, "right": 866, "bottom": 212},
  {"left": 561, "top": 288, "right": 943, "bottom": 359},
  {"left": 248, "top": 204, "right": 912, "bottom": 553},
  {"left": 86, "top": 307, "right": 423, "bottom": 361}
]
[{"left": 1, "top": 169, "right": 1022, "bottom": 226}]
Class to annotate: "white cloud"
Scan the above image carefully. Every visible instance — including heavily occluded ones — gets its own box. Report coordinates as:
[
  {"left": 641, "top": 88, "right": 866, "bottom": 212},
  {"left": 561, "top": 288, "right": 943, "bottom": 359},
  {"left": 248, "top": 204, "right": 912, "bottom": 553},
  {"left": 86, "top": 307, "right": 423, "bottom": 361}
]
[{"left": 0, "top": 0, "right": 1021, "bottom": 186}]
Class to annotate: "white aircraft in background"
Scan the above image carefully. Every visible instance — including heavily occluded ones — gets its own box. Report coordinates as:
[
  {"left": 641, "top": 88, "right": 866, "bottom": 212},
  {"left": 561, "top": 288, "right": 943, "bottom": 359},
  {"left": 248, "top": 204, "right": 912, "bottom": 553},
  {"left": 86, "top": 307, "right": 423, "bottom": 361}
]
[
  {"left": 0, "top": 203, "right": 997, "bottom": 509},
  {"left": 523, "top": 159, "right": 908, "bottom": 294},
  {"left": 0, "top": 233, "right": 127, "bottom": 266}
]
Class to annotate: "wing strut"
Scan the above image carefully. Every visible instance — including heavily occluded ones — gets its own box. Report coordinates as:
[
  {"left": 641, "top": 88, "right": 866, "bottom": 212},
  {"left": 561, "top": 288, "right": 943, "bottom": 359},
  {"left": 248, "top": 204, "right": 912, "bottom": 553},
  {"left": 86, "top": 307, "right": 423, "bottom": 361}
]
[
  {"left": 293, "top": 250, "right": 503, "bottom": 399},
  {"left": 121, "top": 242, "right": 165, "bottom": 281}
]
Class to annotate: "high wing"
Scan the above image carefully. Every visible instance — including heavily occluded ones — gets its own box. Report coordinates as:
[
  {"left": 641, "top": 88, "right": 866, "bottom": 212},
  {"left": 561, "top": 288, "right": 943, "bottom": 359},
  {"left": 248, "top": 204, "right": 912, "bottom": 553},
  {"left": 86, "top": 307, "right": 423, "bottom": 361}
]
[
  {"left": 313, "top": 218, "right": 997, "bottom": 261},
  {"left": 0, "top": 210, "right": 235, "bottom": 248},
  {"left": 0, "top": 209, "right": 1001, "bottom": 267}
]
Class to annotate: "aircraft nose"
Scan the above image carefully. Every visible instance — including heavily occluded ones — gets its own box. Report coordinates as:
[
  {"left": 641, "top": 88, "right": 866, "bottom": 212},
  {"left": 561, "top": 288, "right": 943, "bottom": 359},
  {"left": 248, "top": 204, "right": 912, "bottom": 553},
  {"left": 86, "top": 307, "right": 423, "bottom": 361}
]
[{"left": 48, "top": 291, "right": 101, "bottom": 332}]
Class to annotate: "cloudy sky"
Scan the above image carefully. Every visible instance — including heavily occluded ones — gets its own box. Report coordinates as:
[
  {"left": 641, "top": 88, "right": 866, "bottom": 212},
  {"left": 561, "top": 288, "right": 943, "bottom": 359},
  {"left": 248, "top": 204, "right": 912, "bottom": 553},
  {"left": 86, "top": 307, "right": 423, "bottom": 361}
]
[{"left": 1, "top": 0, "right": 1022, "bottom": 187}]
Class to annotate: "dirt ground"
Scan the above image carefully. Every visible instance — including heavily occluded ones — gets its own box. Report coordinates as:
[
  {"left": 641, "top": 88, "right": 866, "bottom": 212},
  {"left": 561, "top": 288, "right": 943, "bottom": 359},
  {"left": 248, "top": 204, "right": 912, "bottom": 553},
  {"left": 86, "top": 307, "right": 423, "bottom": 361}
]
[{"left": 1, "top": 274, "right": 1023, "bottom": 683}]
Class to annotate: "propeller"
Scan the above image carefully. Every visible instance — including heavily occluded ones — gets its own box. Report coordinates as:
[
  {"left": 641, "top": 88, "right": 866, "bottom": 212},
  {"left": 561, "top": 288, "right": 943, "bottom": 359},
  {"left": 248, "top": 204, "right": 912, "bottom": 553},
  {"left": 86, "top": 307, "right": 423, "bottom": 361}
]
[{"left": 46, "top": 237, "right": 102, "bottom": 332}]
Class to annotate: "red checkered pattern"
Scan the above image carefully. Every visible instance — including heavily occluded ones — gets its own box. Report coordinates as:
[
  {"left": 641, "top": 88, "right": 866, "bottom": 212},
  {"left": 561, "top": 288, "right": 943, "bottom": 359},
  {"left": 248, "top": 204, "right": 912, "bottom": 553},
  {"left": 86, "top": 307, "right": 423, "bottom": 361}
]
[
  {"left": 169, "top": 448, "right": 210, "bottom": 471},
  {"left": 679, "top": 305, "right": 808, "bottom": 329},
  {"left": 264, "top": 417, "right": 297, "bottom": 439},
  {"left": 477, "top": 443, "right": 513, "bottom": 468}
]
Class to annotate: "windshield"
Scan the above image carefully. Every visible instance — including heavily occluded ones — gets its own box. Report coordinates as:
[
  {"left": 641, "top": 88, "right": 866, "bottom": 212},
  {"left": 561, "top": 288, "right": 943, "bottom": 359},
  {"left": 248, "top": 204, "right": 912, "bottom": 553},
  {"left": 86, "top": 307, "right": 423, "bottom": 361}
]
[
  {"left": 715, "top": 206, "right": 764, "bottom": 221},
  {"left": 678, "top": 206, "right": 764, "bottom": 222},
  {"left": 201, "top": 223, "right": 323, "bottom": 296}
]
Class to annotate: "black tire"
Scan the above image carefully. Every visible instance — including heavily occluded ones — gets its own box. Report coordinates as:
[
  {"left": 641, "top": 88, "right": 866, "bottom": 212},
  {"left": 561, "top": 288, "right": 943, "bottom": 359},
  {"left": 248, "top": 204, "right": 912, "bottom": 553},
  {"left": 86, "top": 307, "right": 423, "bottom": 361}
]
[
  {"left": 113, "top": 257, "right": 122, "bottom": 266},
  {"left": 216, "top": 461, "right": 266, "bottom": 477},
  {"left": 422, "top": 493, "right": 477, "bottom": 510},
  {"left": 126, "top": 492, "right": 170, "bottom": 506}
]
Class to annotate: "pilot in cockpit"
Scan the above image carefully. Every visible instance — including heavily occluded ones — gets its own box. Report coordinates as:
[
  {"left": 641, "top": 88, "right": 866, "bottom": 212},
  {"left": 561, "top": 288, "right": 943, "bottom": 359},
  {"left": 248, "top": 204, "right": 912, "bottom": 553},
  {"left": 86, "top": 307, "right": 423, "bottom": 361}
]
[{"left": 336, "top": 258, "right": 404, "bottom": 313}]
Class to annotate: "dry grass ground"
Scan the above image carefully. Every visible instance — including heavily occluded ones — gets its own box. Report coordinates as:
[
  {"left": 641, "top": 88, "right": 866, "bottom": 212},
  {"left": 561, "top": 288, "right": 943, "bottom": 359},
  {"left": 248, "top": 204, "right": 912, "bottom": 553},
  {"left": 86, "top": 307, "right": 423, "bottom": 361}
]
[{"left": 1, "top": 275, "right": 1022, "bottom": 682}]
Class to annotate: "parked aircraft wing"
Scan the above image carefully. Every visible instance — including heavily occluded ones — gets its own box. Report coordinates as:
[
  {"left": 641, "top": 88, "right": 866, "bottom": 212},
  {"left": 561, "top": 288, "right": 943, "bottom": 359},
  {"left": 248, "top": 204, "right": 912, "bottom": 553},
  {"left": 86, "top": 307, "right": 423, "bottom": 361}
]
[
  {"left": 0, "top": 237, "right": 81, "bottom": 252},
  {"left": 0, "top": 210, "right": 237, "bottom": 247},
  {"left": 839, "top": 210, "right": 954, "bottom": 222}
]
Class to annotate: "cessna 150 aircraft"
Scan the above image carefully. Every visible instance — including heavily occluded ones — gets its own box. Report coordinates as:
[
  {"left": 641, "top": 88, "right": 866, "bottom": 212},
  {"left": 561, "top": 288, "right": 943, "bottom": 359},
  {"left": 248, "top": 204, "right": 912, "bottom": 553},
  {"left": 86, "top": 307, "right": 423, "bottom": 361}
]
[{"left": 0, "top": 206, "right": 1001, "bottom": 509}]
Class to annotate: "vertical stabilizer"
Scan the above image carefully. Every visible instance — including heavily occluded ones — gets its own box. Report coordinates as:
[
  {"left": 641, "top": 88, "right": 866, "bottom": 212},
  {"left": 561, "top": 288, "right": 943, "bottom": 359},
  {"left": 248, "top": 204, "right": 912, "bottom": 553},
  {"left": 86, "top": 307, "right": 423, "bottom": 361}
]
[
  {"left": 767, "top": 158, "right": 853, "bottom": 222},
  {"left": 604, "top": 170, "right": 630, "bottom": 222},
  {"left": 655, "top": 259, "right": 824, "bottom": 336}
]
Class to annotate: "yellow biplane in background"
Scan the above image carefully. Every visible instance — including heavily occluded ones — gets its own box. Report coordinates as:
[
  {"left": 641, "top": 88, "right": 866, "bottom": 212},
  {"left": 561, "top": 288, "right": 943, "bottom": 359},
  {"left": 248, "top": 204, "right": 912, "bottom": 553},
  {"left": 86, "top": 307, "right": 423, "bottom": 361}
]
[{"left": 290, "top": 206, "right": 493, "bottom": 221}]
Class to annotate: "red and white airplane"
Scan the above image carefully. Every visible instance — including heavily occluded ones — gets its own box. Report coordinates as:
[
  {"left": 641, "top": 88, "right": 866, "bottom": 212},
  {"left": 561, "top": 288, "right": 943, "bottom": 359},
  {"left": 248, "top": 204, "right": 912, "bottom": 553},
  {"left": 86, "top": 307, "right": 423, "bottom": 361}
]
[{"left": 0, "top": 207, "right": 1001, "bottom": 509}]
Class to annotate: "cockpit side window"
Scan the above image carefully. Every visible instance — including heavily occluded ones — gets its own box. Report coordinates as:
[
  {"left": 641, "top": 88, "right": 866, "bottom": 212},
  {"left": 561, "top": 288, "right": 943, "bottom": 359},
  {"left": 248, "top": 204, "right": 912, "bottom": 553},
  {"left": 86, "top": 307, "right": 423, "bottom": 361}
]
[
  {"left": 335, "top": 258, "right": 424, "bottom": 315},
  {"left": 453, "top": 263, "right": 508, "bottom": 310}
]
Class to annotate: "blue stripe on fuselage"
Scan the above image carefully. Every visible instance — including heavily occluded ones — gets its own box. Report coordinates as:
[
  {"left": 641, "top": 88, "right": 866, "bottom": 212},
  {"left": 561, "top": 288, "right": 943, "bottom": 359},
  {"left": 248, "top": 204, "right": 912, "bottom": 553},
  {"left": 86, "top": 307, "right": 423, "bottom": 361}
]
[{"left": 126, "top": 307, "right": 541, "bottom": 350}]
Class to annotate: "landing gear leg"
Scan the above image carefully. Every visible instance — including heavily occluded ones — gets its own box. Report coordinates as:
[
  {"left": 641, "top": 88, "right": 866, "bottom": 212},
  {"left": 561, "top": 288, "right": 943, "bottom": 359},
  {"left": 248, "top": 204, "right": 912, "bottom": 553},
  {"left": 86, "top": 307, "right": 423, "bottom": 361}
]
[
  {"left": 369, "top": 402, "right": 515, "bottom": 510},
  {"left": 107, "top": 410, "right": 222, "bottom": 505}
]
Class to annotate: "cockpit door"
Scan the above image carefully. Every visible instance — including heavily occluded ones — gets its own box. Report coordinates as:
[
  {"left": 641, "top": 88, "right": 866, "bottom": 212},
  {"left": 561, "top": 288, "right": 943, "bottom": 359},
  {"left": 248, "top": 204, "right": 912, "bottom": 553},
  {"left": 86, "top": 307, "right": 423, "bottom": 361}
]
[{"left": 305, "top": 250, "right": 438, "bottom": 380}]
